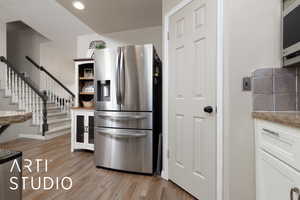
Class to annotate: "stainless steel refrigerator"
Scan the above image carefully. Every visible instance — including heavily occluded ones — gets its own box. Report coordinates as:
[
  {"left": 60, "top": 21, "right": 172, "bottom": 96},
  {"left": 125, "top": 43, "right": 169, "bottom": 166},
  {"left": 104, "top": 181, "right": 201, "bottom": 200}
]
[{"left": 94, "top": 44, "right": 162, "bottom": 174}]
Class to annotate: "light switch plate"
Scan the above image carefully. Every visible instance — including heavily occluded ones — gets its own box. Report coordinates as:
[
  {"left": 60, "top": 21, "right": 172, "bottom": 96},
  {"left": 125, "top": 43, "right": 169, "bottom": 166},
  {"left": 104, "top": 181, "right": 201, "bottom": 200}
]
[{"left": 242, "top": 77, "right": 252, "bottom": 91}]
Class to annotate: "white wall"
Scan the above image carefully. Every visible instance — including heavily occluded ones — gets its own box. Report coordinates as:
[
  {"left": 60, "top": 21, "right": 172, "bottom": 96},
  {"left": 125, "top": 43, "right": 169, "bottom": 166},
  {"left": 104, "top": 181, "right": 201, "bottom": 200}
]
[
  {"left": 40, "top": 42, "right": 75, "bottom": 93},
  {"left": 223, "top": 0, "right": 281, "bottom": 200},
  {"left": 6, "top": 22, "right": 76, "bottom": 95},
  {"left": 77, "top": 26, "right": 163, "bottom": 58},
  {"left": 163, "top": 0, "right": 282, "bottom": 200},
  {"left": 7, "top": 27, "right": 47, "bottom": 88}
]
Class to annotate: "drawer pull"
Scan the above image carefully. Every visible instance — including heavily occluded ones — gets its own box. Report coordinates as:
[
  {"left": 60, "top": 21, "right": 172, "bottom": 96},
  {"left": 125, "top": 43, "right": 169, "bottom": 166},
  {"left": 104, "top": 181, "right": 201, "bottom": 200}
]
[
  {"left": 262, "top": 128, "right": 279, "bottom": 137},
  {"left": 290, "top": 187, "right": 300, "bottom": 200}
]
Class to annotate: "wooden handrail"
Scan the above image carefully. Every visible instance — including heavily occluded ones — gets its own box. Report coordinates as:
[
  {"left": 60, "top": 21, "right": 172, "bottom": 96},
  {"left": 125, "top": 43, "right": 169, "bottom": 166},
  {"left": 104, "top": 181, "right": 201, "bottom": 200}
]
[
  {"left": 25, "top": 56, "right": 75, "bottom": 98},
  {"left": 0, "top": 56, "right": 48, "bottom": 135},
  {"left": 0, "top": 56, "right": 46, "bottom": 100}
]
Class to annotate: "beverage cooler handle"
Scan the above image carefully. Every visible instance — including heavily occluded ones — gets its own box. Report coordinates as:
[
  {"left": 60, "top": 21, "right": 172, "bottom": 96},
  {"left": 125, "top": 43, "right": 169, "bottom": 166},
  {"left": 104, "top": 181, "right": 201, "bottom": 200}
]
[
  {"left": 116, "top": 48, "right": 122, "bottom": 105},
  {"left": 120, "top": 48, "right": 125, "bottom": 104}
]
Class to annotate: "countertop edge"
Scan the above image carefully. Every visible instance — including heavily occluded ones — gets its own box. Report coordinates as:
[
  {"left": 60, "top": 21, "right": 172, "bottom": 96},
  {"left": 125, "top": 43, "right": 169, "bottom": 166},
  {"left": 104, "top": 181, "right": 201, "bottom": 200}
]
[
  {"left": 252, "top": 112, "right": 300, "bottom": 129},
  {"left": 0, "top": 112, "right": 32, "bottom": 125}
]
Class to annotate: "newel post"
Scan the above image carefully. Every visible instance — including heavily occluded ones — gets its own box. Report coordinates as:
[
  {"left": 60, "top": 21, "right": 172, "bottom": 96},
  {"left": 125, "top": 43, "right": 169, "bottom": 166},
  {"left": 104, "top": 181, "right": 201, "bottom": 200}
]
[{"left": 42, "top": 91, "right": 48, "bottom": 136}]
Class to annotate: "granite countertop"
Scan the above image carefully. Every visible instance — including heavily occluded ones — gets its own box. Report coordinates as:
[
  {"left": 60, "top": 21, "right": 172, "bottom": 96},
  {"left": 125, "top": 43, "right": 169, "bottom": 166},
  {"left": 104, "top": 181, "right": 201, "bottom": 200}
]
[
  {"left": 0, "top": 111, "right": 32, "bottom": 125},
  {"left": 0, "top": 149, "right": 22, "bottom": 164},
  {"left": 252, "top": 111, "right": 300, "bottom": 128}
]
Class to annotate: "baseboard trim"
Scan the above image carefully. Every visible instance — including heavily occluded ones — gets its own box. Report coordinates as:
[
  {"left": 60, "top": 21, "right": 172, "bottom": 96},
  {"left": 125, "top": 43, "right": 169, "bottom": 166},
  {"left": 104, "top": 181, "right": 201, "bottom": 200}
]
[
  {"left": 19, "top": 134, "right": 46, "bottom": 140},
  {"left": 19, "top": 131, "right": 69, "bottom": 141},
  {"left": 45, "top": 131, "right": 69, "bottom": 140},
  {"left": 161, "top": 170, "right": 169, "bottom": 180},
  {"left": 0, "top": 135, "right": 19, "bottom": 143}
]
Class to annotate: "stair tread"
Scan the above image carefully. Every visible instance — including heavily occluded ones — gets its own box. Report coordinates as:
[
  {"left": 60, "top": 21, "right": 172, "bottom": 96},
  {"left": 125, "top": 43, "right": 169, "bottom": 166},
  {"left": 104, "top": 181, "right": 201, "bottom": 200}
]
[
  {"left": 46, "top": 125, "right": 71, "bottom": 134},
  {"left": 47, "top": 107, "right": 60, "bottom": 110},
  {"left": 47, "top": 118, "right": 71, "bottom": 124}
]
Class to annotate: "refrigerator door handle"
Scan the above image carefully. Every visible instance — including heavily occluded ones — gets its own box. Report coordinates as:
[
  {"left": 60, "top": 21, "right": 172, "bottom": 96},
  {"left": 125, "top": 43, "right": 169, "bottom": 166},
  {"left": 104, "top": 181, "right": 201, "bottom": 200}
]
[
  {"left": 120, "top": 48, "right": 125, "bottom": 104},
  {"left": 95, "top": 128, "right": 147, "bottom": 138},
  {"left": 116, "top": 48, "right": 122, "bottom": 105}
]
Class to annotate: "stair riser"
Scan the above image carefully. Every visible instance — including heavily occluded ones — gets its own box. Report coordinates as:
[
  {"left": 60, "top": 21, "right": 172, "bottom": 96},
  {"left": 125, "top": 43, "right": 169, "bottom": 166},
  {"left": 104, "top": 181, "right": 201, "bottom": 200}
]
[
  {"left": 47, "top": 114, "right": 69, "bottom": 120},
  {"left": 45, "top": 129, "right": 70, "bottom": 139},
  {"left": 47, "top": 109, "right": 62, "bottom": 113},
  {"left": 48, "top": 121, "right": 71, "bottom": 130}
]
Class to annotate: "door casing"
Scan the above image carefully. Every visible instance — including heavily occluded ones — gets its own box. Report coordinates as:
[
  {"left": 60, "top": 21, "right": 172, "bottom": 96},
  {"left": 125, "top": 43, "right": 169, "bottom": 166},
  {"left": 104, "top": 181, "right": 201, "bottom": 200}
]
[{"left": 162, "top": 0, "right": 224, "bottom": 200}]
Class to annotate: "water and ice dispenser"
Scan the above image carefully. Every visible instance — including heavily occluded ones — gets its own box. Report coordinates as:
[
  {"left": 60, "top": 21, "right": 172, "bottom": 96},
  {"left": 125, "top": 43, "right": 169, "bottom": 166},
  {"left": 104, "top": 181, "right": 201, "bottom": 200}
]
[{"left": 97, "top": 80, "right": 110, "bottom": 102}]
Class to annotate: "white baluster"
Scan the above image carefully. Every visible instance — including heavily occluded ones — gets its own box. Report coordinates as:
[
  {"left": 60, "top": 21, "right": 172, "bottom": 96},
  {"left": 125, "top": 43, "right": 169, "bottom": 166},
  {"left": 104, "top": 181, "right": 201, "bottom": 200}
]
[
  {"left": 2, "top": 63, "right": 7, "bottom": 91},
  {"left": 11, "top": 72, "right": 15, "bottom": 102},
  {"left": 14, "top": 73, "right": 18, "bottom": 103},
  {"left": 27, "top": 85, "right": 30, "bottom": 112},
  {"left": 14, "top": 73, "right": 17, "bottom": 103},
  {"left": 49, "top": 77, "right": 52, "bottom": 103},
  {"left": 24, "top": 84, "right": 28, "bottom": 112},
  {"left": 45, "top": 75, "right": 49, "bottom": 101},
  {"left": 51, "top": 79, "right": 54, "bottom": 103},
  {"left": 21, "top": 81, "right": 25, "bottom": 110},
  {"left": 29, "top": 89, "right": 32, "bottom": 113},
  {"left": 39, "top": 99, "right": 43, "bottom": 132},
  {"left": 5, "top": 68, "right": 10, "bottom": 96},
  {"left": 53, "top": 81, "right": 56, "bottom": 106},
  {"left": 37, "top": 96, "right": 40, "bottom": 125},
  {"left": 0, "top": 61, "right": 4, "bottom": 89},
  {"left": 32, "top": 91, "right": 36, "bottom": 125},
  {"left": 67, "top": 97, "right": 70, "bottom": 113},
  {"left": 10, "top": 71, "right": 14, "bottom": 100},
  {"left": 34, "top": 94, "right": 38, "bottom": 125},
  {"left": 18, "top": 77, "right": 21, "bottom": 109}
]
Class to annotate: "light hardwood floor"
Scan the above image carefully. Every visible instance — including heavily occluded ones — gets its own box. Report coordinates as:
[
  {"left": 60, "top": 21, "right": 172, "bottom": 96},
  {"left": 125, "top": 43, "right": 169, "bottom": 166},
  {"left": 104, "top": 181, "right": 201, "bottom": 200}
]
[{"left": 0, "top": 134, "right": 195, "bottom": 200}]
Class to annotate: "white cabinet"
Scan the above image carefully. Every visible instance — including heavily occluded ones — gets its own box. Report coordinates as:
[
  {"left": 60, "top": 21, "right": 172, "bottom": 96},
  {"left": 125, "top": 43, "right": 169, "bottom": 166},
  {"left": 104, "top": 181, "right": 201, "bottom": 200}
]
[
  {"left": 257, "top": 149, "right": 300, "bottom": 200},
  {"left": 71, "top": 109, "right": 94, "bottom": 151},
  {"left": 255, "top": 120, "right": 300, "bottom": 200}
]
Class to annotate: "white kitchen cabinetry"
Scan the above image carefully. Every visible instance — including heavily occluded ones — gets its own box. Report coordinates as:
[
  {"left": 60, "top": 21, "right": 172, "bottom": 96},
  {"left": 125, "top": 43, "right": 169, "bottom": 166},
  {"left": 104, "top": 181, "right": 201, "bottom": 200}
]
[
  {"left": 255, "top": 120, "right": 300, "bottom": 200},
  {"left": 71, "top": 109, "right": 94, "bottom": 152}
]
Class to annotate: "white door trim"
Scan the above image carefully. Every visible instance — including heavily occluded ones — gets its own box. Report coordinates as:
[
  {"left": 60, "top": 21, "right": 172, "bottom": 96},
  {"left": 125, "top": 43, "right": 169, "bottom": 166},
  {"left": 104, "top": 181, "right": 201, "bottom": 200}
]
[{"left": 162, "top": 0, "right": 224, "bottom": 200}]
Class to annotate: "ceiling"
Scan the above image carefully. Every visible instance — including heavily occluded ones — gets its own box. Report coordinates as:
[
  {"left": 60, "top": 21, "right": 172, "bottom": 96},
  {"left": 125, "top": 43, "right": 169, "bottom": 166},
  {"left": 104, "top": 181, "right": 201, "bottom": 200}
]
[
  {"left": 0, "top": 0, "right": 93, "bottom": 58},
  {"left": 56, "top": 0, "right": 162, "bottom": 34}
]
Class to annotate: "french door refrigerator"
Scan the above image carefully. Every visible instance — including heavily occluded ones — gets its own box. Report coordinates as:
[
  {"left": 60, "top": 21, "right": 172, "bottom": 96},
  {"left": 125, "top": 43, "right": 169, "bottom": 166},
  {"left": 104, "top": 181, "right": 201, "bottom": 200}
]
[{"left": 94, "top": 44, "right": 162, "bottom": 174}]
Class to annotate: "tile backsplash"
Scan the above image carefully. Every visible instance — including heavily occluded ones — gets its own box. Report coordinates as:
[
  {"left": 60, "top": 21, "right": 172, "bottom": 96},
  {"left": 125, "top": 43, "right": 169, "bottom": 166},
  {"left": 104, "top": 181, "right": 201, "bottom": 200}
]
[{"left": 252, "top": 67, "right": 298, "bottom": 111}]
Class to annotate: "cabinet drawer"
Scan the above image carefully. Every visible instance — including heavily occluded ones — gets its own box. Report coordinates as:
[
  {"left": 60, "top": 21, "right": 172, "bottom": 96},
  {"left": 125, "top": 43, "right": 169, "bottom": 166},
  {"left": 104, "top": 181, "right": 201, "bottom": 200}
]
[{"left": 256, "top": 120, "right": 300, "bottom": 171}]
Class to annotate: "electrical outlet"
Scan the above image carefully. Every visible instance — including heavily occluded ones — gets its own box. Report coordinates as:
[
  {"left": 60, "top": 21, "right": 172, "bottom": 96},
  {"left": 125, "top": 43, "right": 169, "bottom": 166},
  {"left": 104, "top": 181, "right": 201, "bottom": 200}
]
[{"left": 242, "top": 77, "right": 252, "bottom": 91}]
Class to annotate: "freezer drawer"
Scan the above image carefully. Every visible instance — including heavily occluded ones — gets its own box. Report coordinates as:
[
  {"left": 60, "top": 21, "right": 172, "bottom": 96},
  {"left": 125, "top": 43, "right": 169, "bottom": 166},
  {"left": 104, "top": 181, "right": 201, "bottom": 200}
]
[
  {"left": 95, "top": 111, "right": 152, "bottom": 130},
  {"left": 94, "top": 127, "right": 153, "bottom": 174}
]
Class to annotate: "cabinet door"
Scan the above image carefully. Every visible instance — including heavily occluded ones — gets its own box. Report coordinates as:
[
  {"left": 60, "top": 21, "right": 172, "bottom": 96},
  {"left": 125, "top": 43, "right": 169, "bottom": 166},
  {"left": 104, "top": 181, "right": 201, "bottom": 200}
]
[
  {"left": 257, "top": 149, "right": 300, "bottom": 200},
  {"left": 88, "top": 115, "right": 94, "bottom": 144},
  {"left": 76, "top": 115, "right": 85, "bottom": 143}
]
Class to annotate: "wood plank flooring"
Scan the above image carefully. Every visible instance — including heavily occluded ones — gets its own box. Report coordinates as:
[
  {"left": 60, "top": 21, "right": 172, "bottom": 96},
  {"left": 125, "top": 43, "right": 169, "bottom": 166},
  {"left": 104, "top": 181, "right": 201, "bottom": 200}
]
[{"left": 0, "top": 134, "right": 195, "bottom": 200}]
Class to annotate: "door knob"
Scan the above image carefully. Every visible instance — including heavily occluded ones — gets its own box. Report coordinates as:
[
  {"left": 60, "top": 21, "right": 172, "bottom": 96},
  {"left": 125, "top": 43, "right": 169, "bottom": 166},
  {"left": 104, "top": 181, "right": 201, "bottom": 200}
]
[{"left": 204, "top": 106, "right": 214, "bottom": 114}]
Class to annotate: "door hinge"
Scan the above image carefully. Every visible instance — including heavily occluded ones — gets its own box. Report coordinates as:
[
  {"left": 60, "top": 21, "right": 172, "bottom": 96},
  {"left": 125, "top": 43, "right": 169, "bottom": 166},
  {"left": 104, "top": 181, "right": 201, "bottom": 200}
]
[
  {"left": 167, "top": 149, "right": 170, "bottom": 159},
  {"left": 215, "top": 106, "right": 218, "bottom": 113}
]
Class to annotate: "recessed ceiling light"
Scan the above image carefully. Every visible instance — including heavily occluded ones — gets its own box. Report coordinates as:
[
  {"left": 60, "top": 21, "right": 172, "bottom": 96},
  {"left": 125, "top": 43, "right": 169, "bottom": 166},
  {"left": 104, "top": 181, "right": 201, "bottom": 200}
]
[{"left": 73, "top": 1, "right": 85, "bottom": 10}]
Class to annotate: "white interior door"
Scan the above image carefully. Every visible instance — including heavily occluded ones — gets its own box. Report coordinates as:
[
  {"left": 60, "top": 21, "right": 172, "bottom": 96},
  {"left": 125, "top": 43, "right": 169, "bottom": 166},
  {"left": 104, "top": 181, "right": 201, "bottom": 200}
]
[{"left": 168, "top": 0, "right": 217, "bottom": 199}]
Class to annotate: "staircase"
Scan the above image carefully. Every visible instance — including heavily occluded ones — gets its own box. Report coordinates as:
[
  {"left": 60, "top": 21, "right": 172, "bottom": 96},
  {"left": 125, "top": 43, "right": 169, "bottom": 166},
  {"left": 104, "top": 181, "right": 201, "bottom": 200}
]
[{"left": 0, "top": 56, "right": 74, "bottom": 139}]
